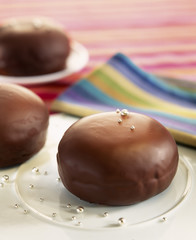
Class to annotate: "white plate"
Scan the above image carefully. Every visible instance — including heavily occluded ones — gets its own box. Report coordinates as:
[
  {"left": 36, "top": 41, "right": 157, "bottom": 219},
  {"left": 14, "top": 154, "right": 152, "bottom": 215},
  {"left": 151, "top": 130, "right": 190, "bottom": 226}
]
[
  {"left": 14, "top": 149, "right": 192, "bottom": 229},
  {"left": 0, "top": 114, "right": 196, "bottom": 240},
  {"left": 0, "top": 41, "right": 89, "bottom": 85}
]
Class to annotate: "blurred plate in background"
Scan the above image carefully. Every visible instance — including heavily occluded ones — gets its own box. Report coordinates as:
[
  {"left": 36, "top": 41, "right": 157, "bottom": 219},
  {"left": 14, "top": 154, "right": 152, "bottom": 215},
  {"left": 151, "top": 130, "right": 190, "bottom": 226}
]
[{"left": 0, "top": 41, "right": 89, "bottom": 85}]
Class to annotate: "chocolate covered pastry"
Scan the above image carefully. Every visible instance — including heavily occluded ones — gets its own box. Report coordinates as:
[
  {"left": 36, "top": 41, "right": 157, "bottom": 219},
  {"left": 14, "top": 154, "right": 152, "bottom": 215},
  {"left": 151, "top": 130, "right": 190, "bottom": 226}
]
[
  {"left": 0, "top": 17, "right": 70, "bottom": 76},
  {"left": 57, "top": 110, "right": 179, "bottom": 206},
  {"left": 0, "top": 83, "right": 49, "bottom": 168}
]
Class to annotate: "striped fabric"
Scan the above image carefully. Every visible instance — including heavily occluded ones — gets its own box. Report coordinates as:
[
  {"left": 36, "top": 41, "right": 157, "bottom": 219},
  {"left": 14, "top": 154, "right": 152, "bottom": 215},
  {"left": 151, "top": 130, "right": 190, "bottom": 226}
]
[{"left": 52, "top": 53, "right": 196, "bottom": 147}]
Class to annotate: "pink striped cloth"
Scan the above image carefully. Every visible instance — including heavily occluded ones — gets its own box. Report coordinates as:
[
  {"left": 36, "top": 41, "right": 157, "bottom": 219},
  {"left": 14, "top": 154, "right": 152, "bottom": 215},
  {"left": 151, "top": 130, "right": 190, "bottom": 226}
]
[{"left": 0, "top": 0, "right": 196, "bottom": 108}]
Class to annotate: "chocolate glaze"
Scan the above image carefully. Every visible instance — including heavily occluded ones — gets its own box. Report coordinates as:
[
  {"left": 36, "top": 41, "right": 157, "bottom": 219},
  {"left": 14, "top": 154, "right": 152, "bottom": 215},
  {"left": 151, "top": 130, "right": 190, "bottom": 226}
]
[
  {"left": 57, "top": 111, "right": 179, "bottom": 206},
  {"left": 0, "top": 83, "right": 49, "bottom": 168},
  {"left": 0, "top": 18, "right": 70, "bottom": 76}
]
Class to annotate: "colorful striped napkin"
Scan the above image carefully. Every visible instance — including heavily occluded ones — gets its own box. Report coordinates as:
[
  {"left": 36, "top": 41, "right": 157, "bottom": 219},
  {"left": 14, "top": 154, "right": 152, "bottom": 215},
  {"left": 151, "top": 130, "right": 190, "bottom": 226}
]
[{"left": 51, "top": 53, "right": 196, "bottom": 147}]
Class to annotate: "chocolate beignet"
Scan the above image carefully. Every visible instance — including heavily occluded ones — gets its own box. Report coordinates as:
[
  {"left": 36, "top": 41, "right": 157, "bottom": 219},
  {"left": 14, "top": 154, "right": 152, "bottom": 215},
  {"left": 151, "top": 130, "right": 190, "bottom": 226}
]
[
  {"left": 0, "top": 17, "right": 70, "bottom": 76},
  {"left": 0, "top": 83, "right": 49, "bottom": 168},
  {"left": 57, "top": 110, "right": 179, "bottom": 206}
]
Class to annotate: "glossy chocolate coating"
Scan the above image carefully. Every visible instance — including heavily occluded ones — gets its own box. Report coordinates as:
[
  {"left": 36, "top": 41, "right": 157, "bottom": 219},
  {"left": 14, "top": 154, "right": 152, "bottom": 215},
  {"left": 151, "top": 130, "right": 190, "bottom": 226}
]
[
  {"left": 0, "top": 83, "right": 49, "bottom": 168},
  {"left": 57, "top": 111, "right": 179, "bottom": 206},
  {"left": 0, "top": 18, "right": 70, "bottom": 76}
]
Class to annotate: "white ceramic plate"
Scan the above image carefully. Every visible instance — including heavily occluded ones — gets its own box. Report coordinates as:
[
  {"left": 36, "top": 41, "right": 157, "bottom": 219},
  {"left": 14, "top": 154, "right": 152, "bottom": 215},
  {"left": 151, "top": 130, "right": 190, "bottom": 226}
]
[
  {"left": 0, "top": 114, "right": 196, "bottom": 240},
  {"left": 0, "top": 41, "right": 89, "bottom": 85},
  {"left": 14, "top": 148, "right": 192, "bottom": 229}
]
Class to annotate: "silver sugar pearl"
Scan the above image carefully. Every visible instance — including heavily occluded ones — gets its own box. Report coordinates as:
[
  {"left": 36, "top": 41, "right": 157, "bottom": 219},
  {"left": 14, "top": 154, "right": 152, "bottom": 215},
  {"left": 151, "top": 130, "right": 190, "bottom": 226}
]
[
  {"left": 52, "top": 213, "right": 57, "bottom": 218},
  {"left": 71, "top": 216, "right": 76, "bottom": 221},
  {"left": 29, "top": 184, "right": 34, "bottom": 189},
  {"left": 66, "top": 203, "right": 72, "bottom": 208},
  {"left": 116, "top": 109, "right": 120, "bottom": 113},
  {"left": 56, "top": 177, "right": 61, "bottom": 182},
  {"left": 39, "top": 197, "right": 44, "bottom": 202},
  {"left": 32, "top": 167, "right": 40, "bottom": 174},
  {"left": 161, "top": 217, "right": 167, "bottom": 222},
  {"left": 23, "top": 209, "right": 29, "bottom": 214},
  {"left": 14, "top": 204, "right": 19, "bottom": 208},
  {"left": 130, "top": 125, "right": 135, "bottom": 130},
  {"left": 76, "top": 206, "right": 84, "bottom": 213},
  {"left": 121, "top": 109, "right": 129, "bottom": 116},
  {"left": 103, "top": 212, "right": 109, "bottom": 217},
  {"left": 118, "top": 217, "right": 126, "bottom": 225},
  {"left": 2, "top": 175, "right": 9, "bottom": 182},
  {"left": 77, "top": 221, "right": 82, "bottom": 226},
  {"left": 118, "top": 119, "right": 122, "bottom": 123}
]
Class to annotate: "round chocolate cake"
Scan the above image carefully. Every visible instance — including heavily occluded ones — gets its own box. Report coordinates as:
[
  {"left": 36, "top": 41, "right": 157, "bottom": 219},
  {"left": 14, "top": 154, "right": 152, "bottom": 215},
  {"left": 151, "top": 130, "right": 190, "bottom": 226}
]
[
  {"left": 0, "top": 17, "right": 71, "bottom": 76},
  {"left": 0, "top": 83, "right": 49, "bottom": 168},
  {"left": 57, "top": 110, "right": 179, "bottom": 206}
]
